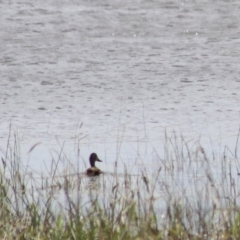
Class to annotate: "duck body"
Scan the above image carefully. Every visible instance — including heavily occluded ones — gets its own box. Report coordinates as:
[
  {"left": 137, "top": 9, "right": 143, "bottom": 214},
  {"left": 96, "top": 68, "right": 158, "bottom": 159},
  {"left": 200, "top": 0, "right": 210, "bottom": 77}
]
[
  {"left": 86, "top": 153, "right": 102, "bottom": 176},
  {"left": 86, "top": 167, "right": 102, "bottom": 176}
]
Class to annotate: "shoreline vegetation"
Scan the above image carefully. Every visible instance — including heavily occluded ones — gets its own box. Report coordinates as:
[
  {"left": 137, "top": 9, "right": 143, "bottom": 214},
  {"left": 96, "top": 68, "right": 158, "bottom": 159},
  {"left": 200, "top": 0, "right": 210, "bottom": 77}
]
[{"left": 1, "top": 127, "right": 240, "bottom": 239}]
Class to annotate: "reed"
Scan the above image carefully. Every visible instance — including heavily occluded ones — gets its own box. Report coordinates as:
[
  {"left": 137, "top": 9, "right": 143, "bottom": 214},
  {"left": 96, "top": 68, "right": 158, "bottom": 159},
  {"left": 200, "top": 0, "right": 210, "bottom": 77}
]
[{"left": 0, "top": 126, "right": 240, "bottom": 239}]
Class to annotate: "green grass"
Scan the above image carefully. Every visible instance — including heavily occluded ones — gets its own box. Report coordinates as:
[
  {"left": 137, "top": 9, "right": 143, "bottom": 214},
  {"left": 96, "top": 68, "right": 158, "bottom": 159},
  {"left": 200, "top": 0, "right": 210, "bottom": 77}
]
[{"left": 0, "top": 126, "right": 240, "bottom": 239}]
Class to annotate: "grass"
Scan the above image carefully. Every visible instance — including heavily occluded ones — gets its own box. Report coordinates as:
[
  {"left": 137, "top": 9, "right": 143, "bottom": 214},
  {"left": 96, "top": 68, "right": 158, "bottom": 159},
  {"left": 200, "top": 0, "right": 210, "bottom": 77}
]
[{"left": 0, "top": 126, "right": 240, "bottom": 239}]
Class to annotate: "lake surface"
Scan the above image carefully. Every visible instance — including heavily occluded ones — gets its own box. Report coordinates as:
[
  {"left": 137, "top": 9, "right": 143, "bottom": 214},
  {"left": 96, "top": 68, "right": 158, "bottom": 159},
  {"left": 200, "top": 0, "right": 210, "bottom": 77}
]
[{"left": 1, "top": 0, "right": 240, "bottom": 179}]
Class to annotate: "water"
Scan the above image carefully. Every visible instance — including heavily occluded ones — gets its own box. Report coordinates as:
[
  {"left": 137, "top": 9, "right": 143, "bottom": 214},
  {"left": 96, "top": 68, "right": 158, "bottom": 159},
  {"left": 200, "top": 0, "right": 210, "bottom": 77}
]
[{"left": 1, "top": 0, "right": 240, "bottom": 178}]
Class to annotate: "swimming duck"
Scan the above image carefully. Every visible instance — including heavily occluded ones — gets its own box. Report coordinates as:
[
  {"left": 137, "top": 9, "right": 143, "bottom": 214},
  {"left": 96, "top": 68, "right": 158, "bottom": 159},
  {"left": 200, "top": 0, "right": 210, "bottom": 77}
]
[{"left": 86, "top": 153, "right": 102, "bottom": 176}]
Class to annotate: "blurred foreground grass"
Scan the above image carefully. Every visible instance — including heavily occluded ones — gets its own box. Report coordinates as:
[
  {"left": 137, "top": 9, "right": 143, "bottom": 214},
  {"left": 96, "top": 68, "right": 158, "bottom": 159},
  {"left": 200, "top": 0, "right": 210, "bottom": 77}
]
[{"left": 1, "top": 127, "right": 240, "bottom": 240}]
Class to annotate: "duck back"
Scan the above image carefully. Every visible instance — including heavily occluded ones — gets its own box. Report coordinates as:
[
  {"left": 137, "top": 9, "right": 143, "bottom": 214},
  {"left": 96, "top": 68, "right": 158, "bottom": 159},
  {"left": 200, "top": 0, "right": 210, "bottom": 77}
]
[{"left": 86, "top": 167, "right": 102, "bottom": 176}]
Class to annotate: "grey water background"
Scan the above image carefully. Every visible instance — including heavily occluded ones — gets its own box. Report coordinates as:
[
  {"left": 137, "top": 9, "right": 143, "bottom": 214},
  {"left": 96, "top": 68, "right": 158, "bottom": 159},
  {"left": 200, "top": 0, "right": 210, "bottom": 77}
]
[{"left": 1, "top": 0, "right": 240, "bottom": 186}]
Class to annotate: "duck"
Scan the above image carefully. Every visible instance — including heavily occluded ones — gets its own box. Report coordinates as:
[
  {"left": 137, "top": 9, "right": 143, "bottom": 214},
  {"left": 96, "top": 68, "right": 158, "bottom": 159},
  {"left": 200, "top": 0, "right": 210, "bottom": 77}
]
[{"left": 86, "top": 153, "right": 102, "bottom": 176}]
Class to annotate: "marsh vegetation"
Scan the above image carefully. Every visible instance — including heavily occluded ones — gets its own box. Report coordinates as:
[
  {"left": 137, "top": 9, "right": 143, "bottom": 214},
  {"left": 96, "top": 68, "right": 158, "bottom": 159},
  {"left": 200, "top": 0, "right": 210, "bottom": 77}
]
[{"left": 1, "top": 128, "right": 240, "bottom": 240}]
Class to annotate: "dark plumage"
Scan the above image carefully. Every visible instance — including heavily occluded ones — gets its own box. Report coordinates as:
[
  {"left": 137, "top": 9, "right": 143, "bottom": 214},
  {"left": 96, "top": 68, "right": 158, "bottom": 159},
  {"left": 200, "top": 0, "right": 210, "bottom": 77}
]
[{"left": 86, "top": 153, "right": 102, "bottom": 176}]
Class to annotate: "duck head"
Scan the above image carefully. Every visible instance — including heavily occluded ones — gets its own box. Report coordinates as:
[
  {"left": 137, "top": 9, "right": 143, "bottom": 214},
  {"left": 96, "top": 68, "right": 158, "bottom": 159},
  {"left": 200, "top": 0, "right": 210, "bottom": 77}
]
[{"left": 89, "top": 153, "right": 102, "bottom": 167}]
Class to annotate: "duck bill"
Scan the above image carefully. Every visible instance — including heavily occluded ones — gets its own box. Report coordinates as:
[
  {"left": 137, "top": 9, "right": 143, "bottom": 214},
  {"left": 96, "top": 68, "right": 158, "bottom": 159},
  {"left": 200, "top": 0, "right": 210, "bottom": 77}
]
[{"left": 97, "top": 158, "right": 102, "bottom": 162}]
